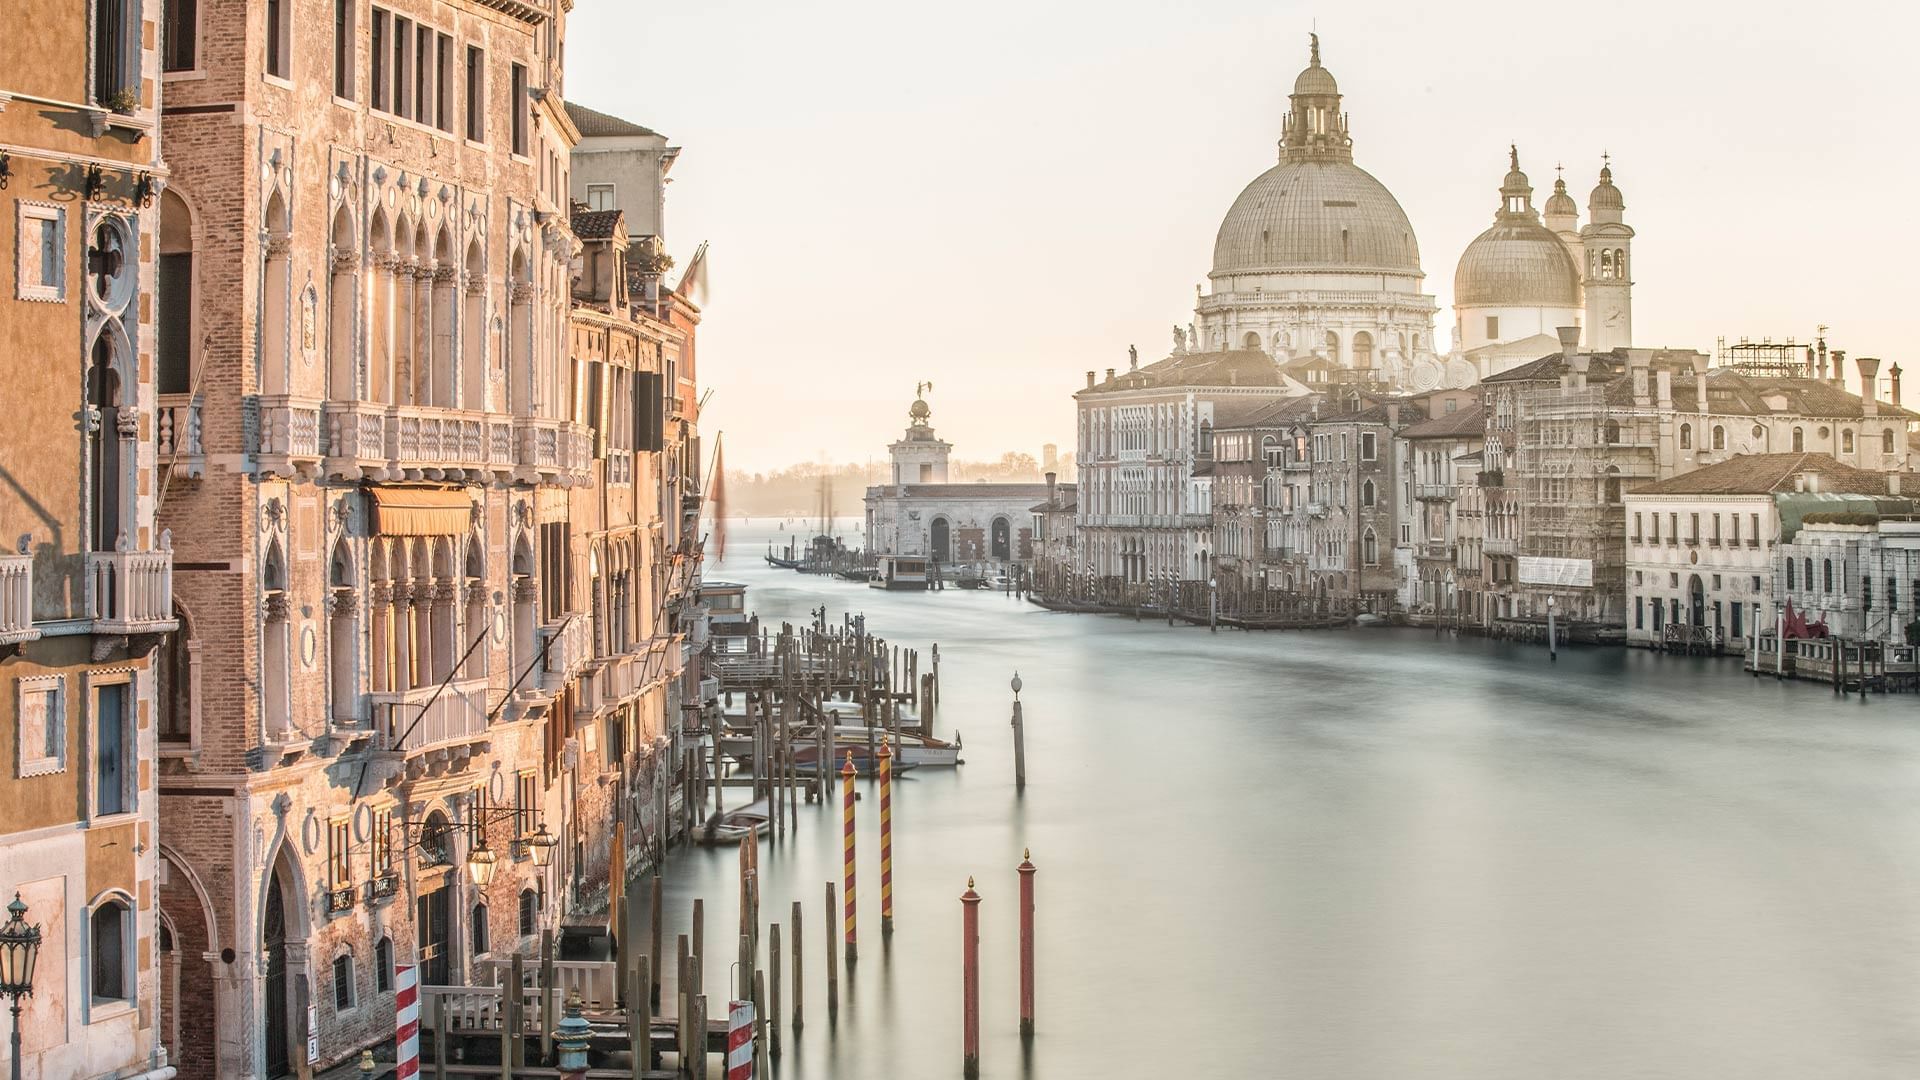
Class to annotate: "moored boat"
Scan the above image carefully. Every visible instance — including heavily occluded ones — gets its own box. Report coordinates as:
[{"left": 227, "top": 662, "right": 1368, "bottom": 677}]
[{"left": 697, "top": 799, "right": 771, "bottom": 845}]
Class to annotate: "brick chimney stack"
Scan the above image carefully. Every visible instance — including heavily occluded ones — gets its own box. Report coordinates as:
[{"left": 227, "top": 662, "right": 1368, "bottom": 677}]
[
  {"left": 1890, "top": 363, "right": 1903, "bottom": 408},
  {"left": 1085, "top": 371, "right": 1095, "bottom": 390}
]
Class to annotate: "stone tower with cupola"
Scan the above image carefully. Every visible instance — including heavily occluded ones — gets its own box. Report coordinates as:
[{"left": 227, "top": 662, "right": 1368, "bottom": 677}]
[
  {"left": 889, "top": 385, "right": 952, "bottom": 486},
  {"left": 1580, "top": 158, "right": 1635, "bottom": 351}
]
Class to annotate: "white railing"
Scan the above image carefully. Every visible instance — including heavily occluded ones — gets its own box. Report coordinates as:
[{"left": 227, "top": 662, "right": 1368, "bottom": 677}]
[
  {"left": 514, "top": 417, "right": 593, "bottom": 486},
  {"left": 474, "top": 957, "right": 618, "bottom": 1011},
  {"left": 538, "top": 617, "right": 592, "bottom": 690},
  {"left": 155, "top": 393, "right": 204, "bottom": 477},
  {"left": 371, "top": 677, "right": 490, "bottom": 754},
  {"left": 0, "top": 554, "right": 36, "bottom": 644},
  {"left": 256, "top": 395, "right": 324, "bottom": 473},
  {"left": 85, "top": 548, "right": 175, "bottom": 634},
  {"left": 1414, "top": 483, "right": 1452, "bottom": 500}
]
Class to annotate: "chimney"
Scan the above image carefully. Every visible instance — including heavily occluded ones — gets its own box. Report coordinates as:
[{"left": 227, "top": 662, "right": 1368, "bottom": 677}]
[
  {"left": 1045, "top": 471, "right": 1058, "bottom": 506},
  {"left": 1805, "top": 472, "right": 1821, "bottom": 493},
  {"left": 1555, "top": 325, "right": 1581, "bottom": 357},
  {"left": 1857, "top": 356, "right": 1881, "bottom": 417},
  {"left": 1831, "top": 349, "right": 1847, "bottom": 387},
  {"left": 1890, "top": 472, "right": 1903, "bottom": 497},
  {"left": 1568, "top": 352, "right": 1592, "bottom": 391},
  {"left": 1690, "top": 353, "right": 1710, "bottom": 420},
  {"left": 1387, "top": 402, "right": 1401, "bottom": 429},
  {"left": 1105, "top": 367, "right": 1115, "bottom": 383},
  {"left": 1892, "top": 363, "right": 1904, "bottom": 408},
  {"left": 1086, "top": 370, "right": 1096, "bottom": 390},
  {"left": 1655, "top": 369, "right": 1672, "bottom": 409},
  {"left": 1817, "top": 338, "right": 1829, "bottom": 381},
  {"left": 1630, "top": 352, "right": 1651, "bottom": 406}
]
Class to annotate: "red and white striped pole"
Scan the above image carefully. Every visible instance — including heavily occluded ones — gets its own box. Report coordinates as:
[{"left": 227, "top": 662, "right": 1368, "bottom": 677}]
[
  {"left": 1018, "top": 849, "right": 1036, "bottom": 1039},
  {"left": 842, "top": 750, "right": 858, "bottom": 964},
  {"left": 394, "top": 963, "right": 420, "bottom": 1080},
  {"left": 726, "top": 998, "right": 755, "bottom": 1080},
  {"left": 878, "top": 741, "right": 894, "bottom": 936},
  {"left": 961, "top": 877, "right": 981, "bottom": 1079}
]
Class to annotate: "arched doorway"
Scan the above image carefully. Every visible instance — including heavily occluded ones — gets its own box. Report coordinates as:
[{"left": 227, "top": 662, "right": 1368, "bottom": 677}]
[
  {"left": 1688, "top": 574, "right": 1706, "bottom": 627},
  {"left": 158, "top": 846, "right": 220, "bottom": 1080},
  {"left": 990, "top": 517, "right": 1011, "bottom": 561},
  {"left": 263, "top": 862, "right": 291, "bottom": 1077},
  {"left": 930, "top": 517, "right": 951, "bottom": 563}
]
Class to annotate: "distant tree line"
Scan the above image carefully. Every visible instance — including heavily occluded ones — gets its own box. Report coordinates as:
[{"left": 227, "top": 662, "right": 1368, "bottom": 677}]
[{"left": 722, "top": 452, "right": 1075, "bottom": 517}]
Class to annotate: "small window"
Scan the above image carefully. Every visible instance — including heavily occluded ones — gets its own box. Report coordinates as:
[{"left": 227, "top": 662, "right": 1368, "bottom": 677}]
[
  {"left": 164, "top": 0, "right": 199, "bottom": 72},
  {"left": 1842, "top": 429, "right": 1856, "bottom": 454},
  {"left": 518, "top": 888, "right": 537, "bottom": 936},
  {"left": 375, "top": 937, "right": 393, "bottom": 993},
  {"left": 1679, "top": 423, "right": 1692, "bottom": 450},
  {"left": 1823, "top": 559, "right": 1834, "bottom": 593},
  {"left": 1884, "top": 430, "right": 1897, "bottom": 455},
  {"left": 1361, "top": 479, "right": 1375, "bottom": 507},
  {"left": 1360, "top": 432, "right": 1376, "bottom": 461},
  {"left": 1863, "top": 576, "right": 1873, "bottom": 611},
  {"left": 586, "top": 184, "right": 616, "bottom": 212},
  {"left": 93, "top": 0, "right": 135, "bottom": 104},
  {"left": 332, "top": 0, "right": 353, "bottom": 97},
  {"left": 511, "top": 63, "right": 529, "bottom": 156},
  {"left": 333, "top": 953, "right": 356, "bottom": 1011},
  {"left": 371, "top": 10, "right": 388, "bottom": 108},
  {"left": 1485, "top": 316, "right": 1499, "bottom": 340},
  {"left": 94, "top": 681, "right": 130, "bottom": 817},
  {"left": 436, "top": 34, "right": 453, "bottom": 131},
  {"left": 16, "top": 203, "right": 65, "bottom": 302},
  {"left": 328, "top": 819, "right": 352, "bottom": 887},
  {"left": 265, "top": 0, "right": 290, "bottom": 79},
  {"left": 91, "top": 899, "right": 131, "bottom": 1004},
  {"left": 1890, "top": 577, "right": 1900, "bottom": 613},
  {"left": 465, "top": 46, "right": 485, "bottom": 141},
  {"left": 1711, "top": 425, "right": 1725, "bottom": 451},
  {"left": 16, "top": 675, "right": 67, "bottom": 777},
  {"left": 1792, "top": 427, "right": 1805, "bottom": 453},
  {"left": 472, "top": 903, "right": 490, "bottom": 956}
]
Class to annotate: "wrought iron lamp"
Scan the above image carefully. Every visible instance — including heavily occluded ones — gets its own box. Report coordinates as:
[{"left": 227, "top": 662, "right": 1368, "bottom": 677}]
[
  {"left": 466, "top": 843, "right": 499, "bottom": 887},
  {"left": 0, "top": 894, "right": 43, "bottom": 1080}
]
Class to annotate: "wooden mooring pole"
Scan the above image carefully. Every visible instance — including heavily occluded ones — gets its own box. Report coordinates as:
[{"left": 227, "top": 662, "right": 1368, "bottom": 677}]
[
  {"left": 1011, "top": 672, "right": 1027, "bottom": 792},
  {"left": 1019, "top": 850, "right": 1037, "bottom": 1039},
  {"left": 961, "top": 877, "right": 982, "bottom": 1079},
  {"left": 791, "top": 900, "right": 805, "bottom": 1033},
  {"left": 825, "top": 881, "right": 839, "bottom": 1020}
]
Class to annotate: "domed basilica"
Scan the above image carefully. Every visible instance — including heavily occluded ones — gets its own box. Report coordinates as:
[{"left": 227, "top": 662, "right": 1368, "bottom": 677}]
[{"left": 1176, "top": 35, "right": 1634, "bottom": 390}]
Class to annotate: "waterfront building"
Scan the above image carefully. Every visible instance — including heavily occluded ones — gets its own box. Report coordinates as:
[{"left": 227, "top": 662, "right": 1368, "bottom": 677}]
[
  {"left": 865, "top": 390, "right": 1048, "bottom": 568},
  {"left": 1622, "top": 454, "right": 1902, "bottom": 651},
  {"left": 1073, "top": 350, "right": 1296, "bottom": 589},
  {"left": 1479, "top": 334, "right": 1912, "bottom": 632},
  {"left": 562, "top": 202, "right": 700, "bottom": 930},
  {"left": 1192, "top": 36, "right": 1449, "bottom": 389},
  {"left": 1773, "top": 493, "right": 1920, "bottom": 646},
  {"left": 0, "top": 4, "right": 175, "bottom": 1078},
  {"left": 1300, "top": 399, "right": 1407, "bottom": 608},
  {"left": 142, "top": 0, "right": 644, "bottom": 1073},
  {"left": 1397, "top": 402, "right": 1486, "bottom": 617},
  {"left": 1028, "top": 476, "right": 1078, "bottom": 595}
]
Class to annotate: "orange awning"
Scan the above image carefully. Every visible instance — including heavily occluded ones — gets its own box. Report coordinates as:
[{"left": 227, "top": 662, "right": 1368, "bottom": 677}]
[{"left": 369, "top": 487, "right": 473, "bottom": 536}]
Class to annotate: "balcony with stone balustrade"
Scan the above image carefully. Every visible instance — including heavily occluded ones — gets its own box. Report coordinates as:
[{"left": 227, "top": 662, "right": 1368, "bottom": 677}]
[
  {"left": 255, "top": 395, "right": 325, "bottom": 478},
  {"left": 85, "top": 545, "right": 177, "bottom": 636},
  {"left": 155, "top": 394, "right": 204, "bottom": 479},
  {"left": 369, "top": 677, "right": 493, "bottom": 776},
  {"left": 0, "top": 553, "right": 38, "bottom": 646}
]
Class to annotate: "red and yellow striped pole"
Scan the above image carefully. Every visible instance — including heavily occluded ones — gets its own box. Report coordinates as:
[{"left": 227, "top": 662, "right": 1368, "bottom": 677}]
[
  {"left": 878, "top": 741, "right": 894, "bottom": 935},
  {"left": 841, "top": 750, "right": 858, "bottom": 963}
]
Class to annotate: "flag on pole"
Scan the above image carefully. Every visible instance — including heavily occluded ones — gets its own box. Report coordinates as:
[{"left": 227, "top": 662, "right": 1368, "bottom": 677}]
[{"left": 711, "top": 434, "right": 728, "bottom": 561}]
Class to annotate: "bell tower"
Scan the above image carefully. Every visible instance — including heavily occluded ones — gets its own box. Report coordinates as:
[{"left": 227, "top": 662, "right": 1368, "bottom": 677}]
[{"left": 1580, "top": 156, "right": 1634, "bottom": 351}]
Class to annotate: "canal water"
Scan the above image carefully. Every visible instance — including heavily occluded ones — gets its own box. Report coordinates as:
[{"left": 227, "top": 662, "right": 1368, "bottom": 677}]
[{"left": 647, "top": 520, "right": 1920, "bottom": 1079}]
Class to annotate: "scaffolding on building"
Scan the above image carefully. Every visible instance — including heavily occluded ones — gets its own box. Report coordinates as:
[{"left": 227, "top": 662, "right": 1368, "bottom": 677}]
[{"left": 1717, "top": 334, "right": 1815, "bottom": 379}]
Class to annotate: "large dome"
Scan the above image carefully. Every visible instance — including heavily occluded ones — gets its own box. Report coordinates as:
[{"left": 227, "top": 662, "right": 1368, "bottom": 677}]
[
  {"left": 1454, "top": 219, "right": 1580, "bottom": 307},
  {"left": 1211, "top": 160, "right": 1423, "bottom": 277}
]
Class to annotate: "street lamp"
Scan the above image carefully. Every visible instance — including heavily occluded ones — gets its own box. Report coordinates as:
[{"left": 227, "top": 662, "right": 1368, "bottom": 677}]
[
  {"left": 527, "top": 824, "right": 558, "bottom": 868},
  {"left": 466, "top": 844, "right": 499, "bottom": 887},
  {"left": 0, "top": 894, "right": 43, "bottom": 1080}
]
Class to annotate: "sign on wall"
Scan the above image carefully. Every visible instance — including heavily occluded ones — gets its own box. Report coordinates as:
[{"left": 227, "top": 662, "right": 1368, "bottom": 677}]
[{"left": 1517, "top": 556, "right": 1594, "bottom": 588}]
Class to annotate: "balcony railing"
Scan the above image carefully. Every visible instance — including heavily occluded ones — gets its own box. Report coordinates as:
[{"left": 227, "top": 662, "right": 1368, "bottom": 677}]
[
  {"left": 538, "top": 616, "right": 593, "bottom": 691},
  {"left": 371, "top": 677, "right": 491, "bottom": 755},
  {"left": 322, "top": 402, "right": 522, "bottom": 483},
  {"left": 85, "top": 548, "right": 176, "bottom": 635},
  {"left": 515, "top": 417, "right": 593, "bottom": 487},
  {"left": 255, "top": 395, "right": 324, "bottom": 476},
  {"left": 0, "top": 554, "right": 38, "bottom": 645},
  {"left": 1484, "top": 537, "right": 1519, "bottom": 556},
  {"left": 155, "top": 394, "right": 204, "bottom": 478},
  {"left": 1414, "top": 483, "right": 1452, "bottom": 501}
]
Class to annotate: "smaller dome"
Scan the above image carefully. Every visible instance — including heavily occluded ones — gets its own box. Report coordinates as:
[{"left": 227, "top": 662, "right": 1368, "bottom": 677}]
[
  {"left": 1543, "top": 177, "right": 1578, "bottom": 219},
  {"left": 1454, "top": 219, "right": 1582, "bottom": 308},
  {"left": 1294, "top": 64, "right": 1338, "bottom": 97},
  {"left": 1589, "top": 163, "right": 1624, "bottom": 212}
]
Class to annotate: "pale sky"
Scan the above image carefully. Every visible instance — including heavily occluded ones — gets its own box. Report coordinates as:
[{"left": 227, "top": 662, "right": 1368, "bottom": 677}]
[{"left": 566, "top": 0, "right": 1920, "bottom": 474}]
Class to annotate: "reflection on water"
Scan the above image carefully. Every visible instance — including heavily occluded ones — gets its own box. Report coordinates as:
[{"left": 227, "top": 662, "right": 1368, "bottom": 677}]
[{"left": 645, "top": 520, "right": 1920, "bottom": 1080}]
